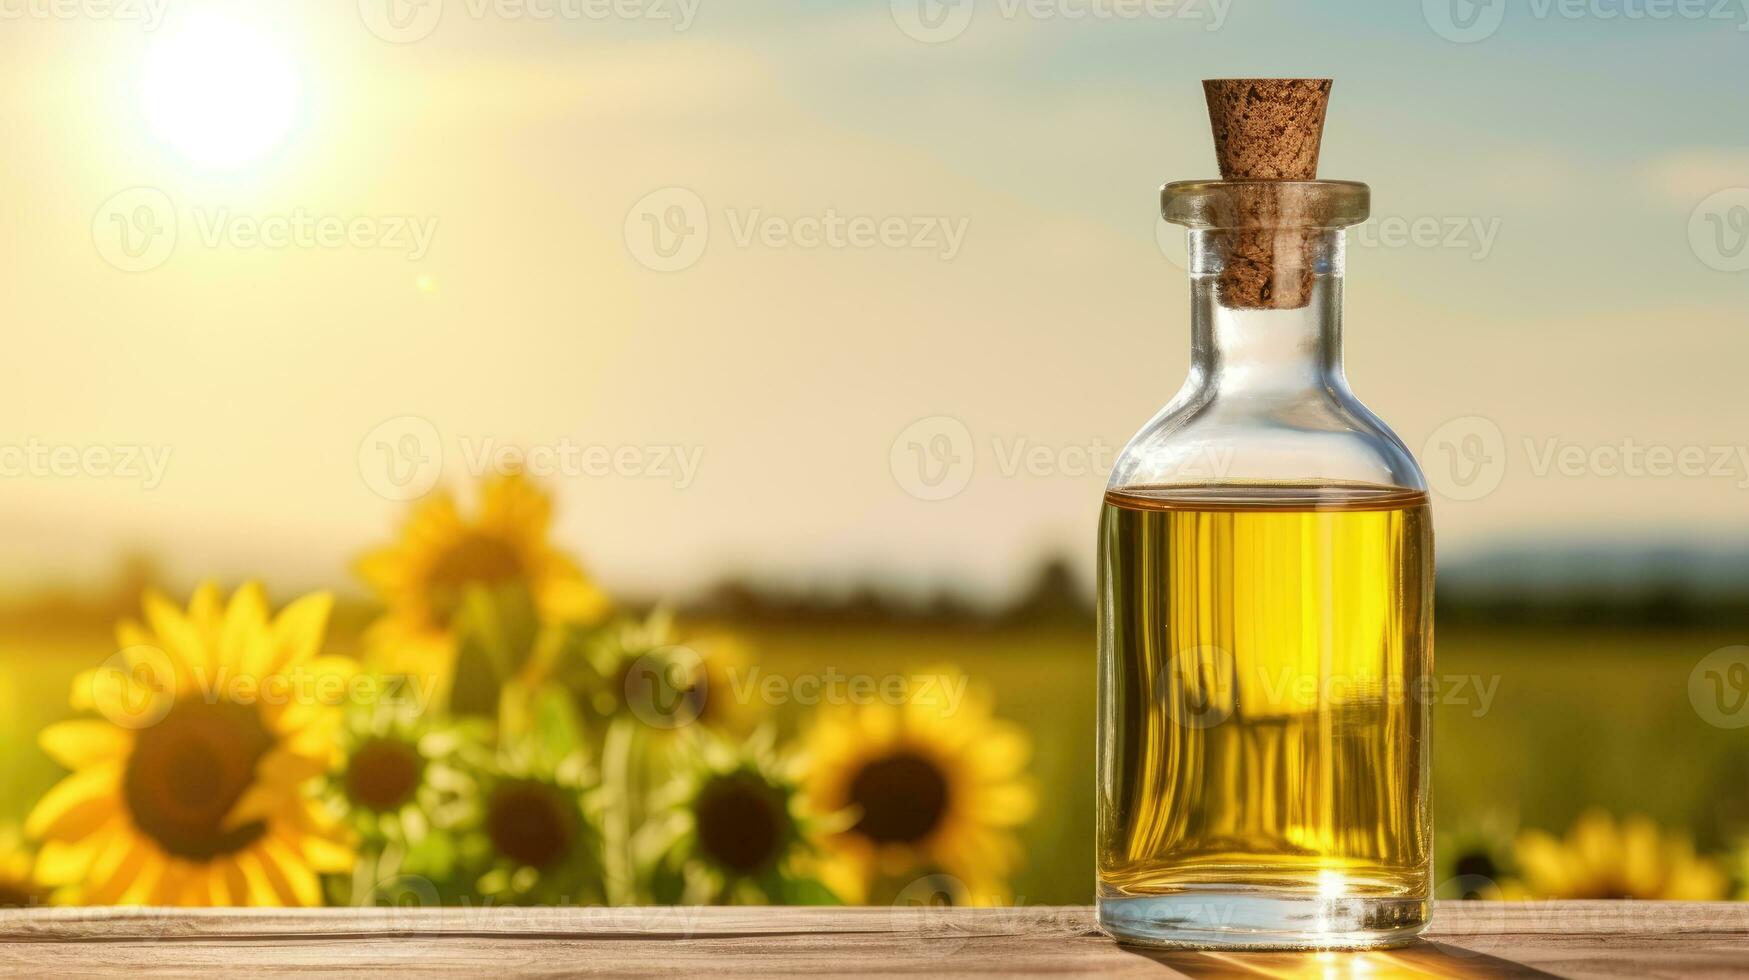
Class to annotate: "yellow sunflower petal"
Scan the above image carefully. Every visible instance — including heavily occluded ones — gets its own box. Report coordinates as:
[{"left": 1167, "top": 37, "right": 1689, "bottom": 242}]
[
  {"left": 187, "top": 581, "right": 224, "bottom": 645},
  {"left": 147, "top": 859, "right": 189, "bottom": 905},
  {"left": 39, "top": 720, "right": 132, "bottom": 770},
  {"left": 256, "top": 839, "right": 321, "bottom": 906},
  {"left": 33, "top": 838, "right": 103, "bottom": 887},
  {"left": 264, "top": 592, "right": 333, "bottom": 674},
  {"left": 114, "top": 619, "right": 154, "bottom": 655},
  {"left": 234, "top": 851, "right": 282, "bottom": 906},
  {"left": 217, "top": 857, "right": 252, "bottom": 906},
  {"left": 143, "top": 588, "right": 211, "bottom": 685},
  {"left": 26, "top": 762, "right": 123, "bottom": 842},
  {"left": 541, "top": 577, "right": 613, "bottom": 624},
  {"left": 83, "top": 830, "right": 151, "bottom": 904},
  {"left": 222, "top": 784, "right": 290, "bottom": 831},
  {"left": 220, "top": 581, "right": 270, "bottom": 675},
  {"left": 1664, "top": 857, "right": 1728, "bottom": 900},
  {"left": 1513, "top": 830, "right": 1573, "bottom": 897}
]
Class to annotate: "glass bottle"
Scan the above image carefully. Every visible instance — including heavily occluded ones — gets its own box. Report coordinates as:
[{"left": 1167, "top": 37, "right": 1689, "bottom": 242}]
[{"left": 1095, "top": 177, "right": 1434, "bottom": 948}]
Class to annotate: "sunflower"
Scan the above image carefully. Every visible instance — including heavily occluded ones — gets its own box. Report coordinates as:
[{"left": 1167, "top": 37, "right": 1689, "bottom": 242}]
[
  {"left": 0, "top": 828, "right": 49, "bottom": 908},
  {"left": 357, "top": 473, "right": 611, "bottom": 701},
  {"left": 462, "top": 752, "right": 603, "bottom": 905},
  {"left": 556, "top": 611, "right": 761, "bottom": 735},
  {"left": 646, "top": 730, "right": 835, "bottom": 904},
  {"left": 1436, "top": 810, "right": 1519, "bottom": 900},
  {"left": 324, "top": 699, "right": 488, "bottom": 847},
  {"left": 1503, "top": 809, "right": 1728, "bottom": 901},
  {"left": 26, "top": 583, "right": 354, "bottom": 906},
  {"left": 803, "top": 668, "right": 1033, "bottom": 905}
]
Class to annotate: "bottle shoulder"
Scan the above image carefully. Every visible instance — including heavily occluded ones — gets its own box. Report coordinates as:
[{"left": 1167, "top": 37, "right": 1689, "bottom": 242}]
[{"left": 1108, "top": 380, "right": 1427, "bottom": 495}]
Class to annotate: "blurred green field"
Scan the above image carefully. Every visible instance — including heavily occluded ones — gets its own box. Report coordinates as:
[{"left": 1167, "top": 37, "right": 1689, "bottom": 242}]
[{"left": 3, "top": 618, "right": 1744, "bottom": 904}]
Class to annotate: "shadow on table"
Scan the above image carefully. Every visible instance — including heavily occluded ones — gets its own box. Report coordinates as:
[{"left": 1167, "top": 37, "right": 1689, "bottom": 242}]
[{"left": 1119, "top": 939, "right": 1559, "bottom": 978}]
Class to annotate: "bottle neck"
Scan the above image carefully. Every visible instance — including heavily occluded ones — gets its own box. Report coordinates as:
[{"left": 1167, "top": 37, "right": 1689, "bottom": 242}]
[{"left": 1187, "top": 228, "right": 1347, "bottom": 398}]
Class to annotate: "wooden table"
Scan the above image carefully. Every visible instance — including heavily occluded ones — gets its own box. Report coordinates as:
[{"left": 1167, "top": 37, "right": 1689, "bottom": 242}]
[{"left": 1, "top": 902, "right": 1744, "bottom": 977}]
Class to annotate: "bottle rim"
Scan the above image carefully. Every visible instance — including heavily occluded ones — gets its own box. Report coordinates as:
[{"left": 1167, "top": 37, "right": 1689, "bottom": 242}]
[{"left": 1161, "top": 180, "right": 1370, "bottom": 230}]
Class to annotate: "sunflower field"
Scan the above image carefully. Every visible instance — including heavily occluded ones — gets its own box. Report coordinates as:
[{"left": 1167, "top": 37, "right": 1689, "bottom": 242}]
[
  {"left": 1, "top": 473, "right": 1034, "bottom": 909},
  {"left": 2, "top": 472, "right": 1748, "bottom": 909}
]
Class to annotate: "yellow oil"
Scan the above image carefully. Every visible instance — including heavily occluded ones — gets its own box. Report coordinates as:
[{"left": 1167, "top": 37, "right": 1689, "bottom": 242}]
[{"left": 1097, "top": 483, "right": 1432, "bottom": 906}]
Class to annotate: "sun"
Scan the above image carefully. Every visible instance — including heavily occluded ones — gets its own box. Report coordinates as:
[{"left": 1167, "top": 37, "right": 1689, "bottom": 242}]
[{"left": 140, "top": 14, "right": 301, "bottom": 170}]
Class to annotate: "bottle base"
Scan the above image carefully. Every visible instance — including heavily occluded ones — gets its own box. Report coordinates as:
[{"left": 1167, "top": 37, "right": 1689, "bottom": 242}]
[{"left": 1097, "top": 888, "right": 1430, "bottom": 951}]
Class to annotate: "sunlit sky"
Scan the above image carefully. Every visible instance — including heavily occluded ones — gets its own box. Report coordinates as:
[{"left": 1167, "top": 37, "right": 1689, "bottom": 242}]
[{"left": 2, "top": 2, "right": 1746, "bottom": 601}]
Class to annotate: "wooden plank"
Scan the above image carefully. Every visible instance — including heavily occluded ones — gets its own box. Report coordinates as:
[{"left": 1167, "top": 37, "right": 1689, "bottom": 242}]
[{"left": 0, "top": 903, "right": 1744, "bottom": 978}]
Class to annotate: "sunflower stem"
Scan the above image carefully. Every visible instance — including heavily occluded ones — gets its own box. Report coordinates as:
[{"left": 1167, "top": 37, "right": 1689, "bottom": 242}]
[{"left": 601, "top": 716, "right": 639, "bottom": 904}]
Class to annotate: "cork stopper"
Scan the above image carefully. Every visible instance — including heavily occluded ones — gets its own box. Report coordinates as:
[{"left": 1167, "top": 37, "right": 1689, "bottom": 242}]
[
  {"left": 1200, "top": 79, "right": 1333, "bottom": 309},
  {"left": 1203, "top": 79, "right": 1331, "bottom": 180}
]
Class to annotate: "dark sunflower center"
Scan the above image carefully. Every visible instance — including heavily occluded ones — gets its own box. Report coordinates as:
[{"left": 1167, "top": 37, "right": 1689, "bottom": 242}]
[
  {"left": 425, "top": 533, "right": 525, "bottom": 626},
  {"left": 1452, "top": 853, "right": 1498, "bottom": 900},
  {"left": 694, "top": 773, "right": 785, "bottom": 874},
  {"left": 486, "top": 780, "right": 575, "bottom": 869},
  {"left": 345, "top": 738, "right": 424, "bottom": 812},
  {"left": 847, "top": 751, "right": 950, "bottom": 845},
  {"left": 123, "top": 699, "right": 274, "bottom": 860}
]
